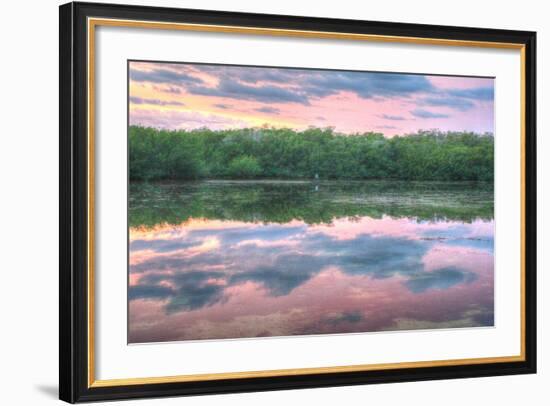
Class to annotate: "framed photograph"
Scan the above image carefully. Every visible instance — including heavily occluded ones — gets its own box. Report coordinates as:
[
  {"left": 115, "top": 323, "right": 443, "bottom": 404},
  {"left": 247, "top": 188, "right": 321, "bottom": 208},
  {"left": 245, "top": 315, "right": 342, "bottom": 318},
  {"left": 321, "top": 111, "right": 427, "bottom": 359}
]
[{"left": 59, "top": 2, "right": 536, "bottom": 403}]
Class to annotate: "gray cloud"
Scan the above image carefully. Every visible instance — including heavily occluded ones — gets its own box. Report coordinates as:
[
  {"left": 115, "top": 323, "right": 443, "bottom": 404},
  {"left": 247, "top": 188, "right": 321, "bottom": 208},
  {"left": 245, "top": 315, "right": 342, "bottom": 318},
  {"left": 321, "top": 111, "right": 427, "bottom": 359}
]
[
  {"left": 254, "top": 106, "right": 281, "bottom": 115},
  {"left": 130, "top": 68, "right": 203, "bottom": 86},
  {"left": 421, "top": 96, "right": 474, "bottom": 111},
  {"left": 156, "top": 64, "right": 437, "bottom": 105},
  {"left": 327, "top": 311, "right": 364, "bottom": 325},
  {"left": 186, "top": 70, "right": 435, "bottom": 106},
  {"left": 129, "top": 284, "right": 174, "bottom": 301},
  {"left": 155, "top": 85, "right": 182, "bottom": 95},
  {"left": 230, "top": 68, "right": 296, "bottom": 84},
  {"left": 410, "top": 109, "right": 450, "bottom": 119},
  {"left": 213, "top": 103, "right": 232, "bottom": 109},
  {"left": 165, "top": 271, "right": 226, "bottom": 312},
  {"left": 230, "top": 257, "right": 317, "bottom": 296},
  {"left": 136, "top": 271, "right": 227, "bottom": 312},
  {"left": 419, "top": 86, "right": 494, "bottom": 112},
  {"left": 129, "top": 96, "right": 185, "bottom": 107},
  {"left": 301, "top": 71, "right": 434, "bottom": 99},
  {"left": 405, "top": 267, "right": 477, "bottom": 293},
  {"left": 447, "top": 86, "right": 494, "bottom": 100},
  {"left": 189, "top": 78, "right": 310, "bottom": 105},
  {"left": 380, "top": 114, "right": 407, "bottom": 121}
]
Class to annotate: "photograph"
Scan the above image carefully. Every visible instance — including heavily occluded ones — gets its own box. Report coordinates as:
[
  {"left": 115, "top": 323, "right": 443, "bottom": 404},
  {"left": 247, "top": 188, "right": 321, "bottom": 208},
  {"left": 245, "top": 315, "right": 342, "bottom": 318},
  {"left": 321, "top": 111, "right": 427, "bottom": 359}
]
[{"left": 128, "top": 61, "right": 496, "bottom": 343}]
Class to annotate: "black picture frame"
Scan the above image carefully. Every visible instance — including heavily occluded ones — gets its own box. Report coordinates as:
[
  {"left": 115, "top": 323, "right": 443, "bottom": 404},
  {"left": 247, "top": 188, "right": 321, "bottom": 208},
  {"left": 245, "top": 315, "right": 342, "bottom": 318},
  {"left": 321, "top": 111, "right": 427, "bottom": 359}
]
[{"left": 59, "top": 1, "right": 536, "bottom": 403}]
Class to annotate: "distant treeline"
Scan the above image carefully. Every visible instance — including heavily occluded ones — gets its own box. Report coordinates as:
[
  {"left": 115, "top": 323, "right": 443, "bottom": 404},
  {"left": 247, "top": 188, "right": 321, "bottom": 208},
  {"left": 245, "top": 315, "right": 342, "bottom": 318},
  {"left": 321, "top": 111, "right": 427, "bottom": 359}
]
[{"left": 129, "top": 126, "right": 494, "bottom": 181}]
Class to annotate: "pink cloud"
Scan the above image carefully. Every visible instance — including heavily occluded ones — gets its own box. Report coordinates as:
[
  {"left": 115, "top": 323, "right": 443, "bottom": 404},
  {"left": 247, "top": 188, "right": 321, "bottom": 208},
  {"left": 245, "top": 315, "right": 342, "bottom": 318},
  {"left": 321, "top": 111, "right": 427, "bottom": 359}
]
[{"left": 129, "top": 61, "right": 495, "bottom": 136}]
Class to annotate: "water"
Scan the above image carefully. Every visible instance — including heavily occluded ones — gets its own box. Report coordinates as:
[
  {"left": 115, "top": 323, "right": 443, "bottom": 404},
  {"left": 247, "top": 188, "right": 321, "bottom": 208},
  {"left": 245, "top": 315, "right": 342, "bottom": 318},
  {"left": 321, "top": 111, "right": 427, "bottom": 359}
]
[{"left": 128, "top": 180, "right": 494, "bottom": 343}]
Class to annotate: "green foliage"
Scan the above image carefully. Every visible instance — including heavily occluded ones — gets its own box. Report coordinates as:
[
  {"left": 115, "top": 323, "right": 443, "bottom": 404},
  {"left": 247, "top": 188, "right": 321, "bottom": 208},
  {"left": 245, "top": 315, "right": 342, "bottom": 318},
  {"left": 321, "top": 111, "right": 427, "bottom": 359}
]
[
  {"left": 129, "top": 180, "right": 494, "bottom": 228},
  {"left": 129, "top": 126, "right": 494, "bottom": 181},
  {"left": 227, "top": 156, "right": 262, "bottom": 178},
  {"left": 129, "top": 126, "right": 203, "bottom": 180}
]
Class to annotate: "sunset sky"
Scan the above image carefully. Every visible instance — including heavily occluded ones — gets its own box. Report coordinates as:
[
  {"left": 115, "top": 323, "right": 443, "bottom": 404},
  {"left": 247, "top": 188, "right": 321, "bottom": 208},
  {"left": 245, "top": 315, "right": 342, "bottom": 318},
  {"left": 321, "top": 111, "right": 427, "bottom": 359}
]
[{"left": 129, "top": 61, "right": 494, "bottom": 137}]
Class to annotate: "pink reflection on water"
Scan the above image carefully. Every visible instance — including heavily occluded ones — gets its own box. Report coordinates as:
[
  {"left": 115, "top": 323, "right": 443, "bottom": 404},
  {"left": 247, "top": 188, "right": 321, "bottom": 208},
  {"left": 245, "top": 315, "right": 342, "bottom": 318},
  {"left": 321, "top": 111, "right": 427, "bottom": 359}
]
[
  {"left": 129, "top": 216, "right": 494, "bottom": 343},
  {"left": 309, "top": 216, "right": 454, "bottom": 240}
]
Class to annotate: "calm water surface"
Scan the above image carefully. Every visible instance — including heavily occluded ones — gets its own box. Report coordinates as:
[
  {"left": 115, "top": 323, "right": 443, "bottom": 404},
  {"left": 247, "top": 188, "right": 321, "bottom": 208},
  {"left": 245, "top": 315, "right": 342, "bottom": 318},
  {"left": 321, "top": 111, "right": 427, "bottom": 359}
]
[{"left": 128, "top": 180, "right": 494, "bottom": 343}]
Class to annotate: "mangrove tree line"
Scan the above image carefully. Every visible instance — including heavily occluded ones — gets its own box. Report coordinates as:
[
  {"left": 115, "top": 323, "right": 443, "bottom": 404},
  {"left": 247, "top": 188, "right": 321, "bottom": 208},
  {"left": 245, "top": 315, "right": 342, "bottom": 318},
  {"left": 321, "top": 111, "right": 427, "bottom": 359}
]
[{"left": 129, "top": 125, "right": 494, "bottom": 181}]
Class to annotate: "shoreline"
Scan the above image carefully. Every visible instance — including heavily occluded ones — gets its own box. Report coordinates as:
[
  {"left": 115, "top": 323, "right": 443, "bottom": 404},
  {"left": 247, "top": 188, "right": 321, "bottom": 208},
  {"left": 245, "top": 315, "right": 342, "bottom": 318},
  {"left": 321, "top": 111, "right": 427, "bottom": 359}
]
[{"left": 129, "top": 178, "right": 495, "bottom": 185}]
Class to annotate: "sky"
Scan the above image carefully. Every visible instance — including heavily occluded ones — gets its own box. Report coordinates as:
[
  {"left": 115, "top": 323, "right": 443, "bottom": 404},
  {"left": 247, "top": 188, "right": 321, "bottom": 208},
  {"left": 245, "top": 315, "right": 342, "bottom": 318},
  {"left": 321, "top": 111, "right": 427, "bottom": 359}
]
[{"left": 128, "top": 61, "right": 494, "bottom": 137}]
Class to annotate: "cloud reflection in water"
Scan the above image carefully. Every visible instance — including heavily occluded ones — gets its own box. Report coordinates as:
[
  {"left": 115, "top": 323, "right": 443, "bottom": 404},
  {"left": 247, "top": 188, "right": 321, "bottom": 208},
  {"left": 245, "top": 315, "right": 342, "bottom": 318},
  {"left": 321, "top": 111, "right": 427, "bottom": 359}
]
[{"left": 129, "top": 215, "right": 494, "bottom": 343}]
